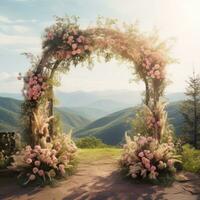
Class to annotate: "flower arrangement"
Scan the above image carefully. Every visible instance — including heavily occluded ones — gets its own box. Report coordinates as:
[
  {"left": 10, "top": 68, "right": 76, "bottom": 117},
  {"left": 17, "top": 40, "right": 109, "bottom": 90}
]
[
  {"left": 43, "top": 17, "right": 92, "bottom": 61},
  {"left": 20, "top": 70, "right": 48, "bottom": 102},
  {"left": 120, "top": 134, "right": 181, "bottom": 182},
  {"left": 10, "top": 132, "right": 77, "bottom": 186},
  {"left": 140, "top": 46, "right": 166, "bottom": 81}
]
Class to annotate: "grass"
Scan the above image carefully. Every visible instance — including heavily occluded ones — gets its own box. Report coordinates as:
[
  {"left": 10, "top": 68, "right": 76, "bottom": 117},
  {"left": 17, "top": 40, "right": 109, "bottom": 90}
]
[{"left": 77, "top": 148, "right": 122, "bottom": 163}]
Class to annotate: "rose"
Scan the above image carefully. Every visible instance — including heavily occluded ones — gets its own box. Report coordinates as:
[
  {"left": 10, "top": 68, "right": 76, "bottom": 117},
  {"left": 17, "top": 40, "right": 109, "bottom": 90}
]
[
  {"left": 72, "top": 43, "right": 77, "bottom": 50},
  {"left": 167, "top": 159, "right": 174, "bottom": 168},
  {"left": 29, "top": 174, "right": 36, "bottom": 181},
  {"left": 38, "top": 170, "right": 44, "bottom": 176},
  {"left": 33, "top": 167, "right": 39, "bottom": 174},
  {"left": 51, "top": 149, "right": 57, "bottom": 155},
  {"left": 26, "top": 158, "right": 32, "bottom": 164},
  {"left": 34, "top": 145, "right": 41, "bottom": 151},
  {"left": 150, "top": 166, "right": 156, "bottom": 172},
  {"left": 138, "top": 152, "right": 144, "bottom": 158},
  {"left": 34, "top": 160, "right": 40, "bottom": 167},
  {"left": 25, "top": 145, "right": 32, "bottom": 151},
  {"left": 58, "top": 164, "right": 65, "bottom": 175}
]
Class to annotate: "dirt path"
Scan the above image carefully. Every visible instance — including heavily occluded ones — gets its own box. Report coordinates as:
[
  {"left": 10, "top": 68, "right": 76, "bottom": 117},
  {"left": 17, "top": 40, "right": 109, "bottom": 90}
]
[{"left": 0, "top": 149, "right": 200, "bottom": 200}]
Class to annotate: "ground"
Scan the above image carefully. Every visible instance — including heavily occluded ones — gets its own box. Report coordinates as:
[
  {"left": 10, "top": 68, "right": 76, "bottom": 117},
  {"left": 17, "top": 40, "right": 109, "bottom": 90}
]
[{"left": 0, "top": 148, "right": 200, "bottom": 200}]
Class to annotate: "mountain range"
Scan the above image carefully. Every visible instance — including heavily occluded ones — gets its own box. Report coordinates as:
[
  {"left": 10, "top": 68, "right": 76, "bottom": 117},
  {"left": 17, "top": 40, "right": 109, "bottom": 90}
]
[
  {"left": 0, "top": 91, "right": 185, "bottom": 145},
  {"left": 0, "top": 90, "right": 186, "bottom": 120},
  {"left": 74, "top": 101, "right": 184, "bottom": 145}
]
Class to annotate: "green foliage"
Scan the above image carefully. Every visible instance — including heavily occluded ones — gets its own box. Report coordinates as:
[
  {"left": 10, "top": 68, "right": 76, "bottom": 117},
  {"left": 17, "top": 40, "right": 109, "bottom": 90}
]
[
  {"left": 182, "top": 144, "right": 200, "bottom": 174},
  {"left": 0, "top": 152, "right": 10, "bottom": 169},
  {"left": 180, "top": 72, "right": 200, "bottom": 148},
  {"left": 75, "top": 136, "right": 107, "bottom": 149}
]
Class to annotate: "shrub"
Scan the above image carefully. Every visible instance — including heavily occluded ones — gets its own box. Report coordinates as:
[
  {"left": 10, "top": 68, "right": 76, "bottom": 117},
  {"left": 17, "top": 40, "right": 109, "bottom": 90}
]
[
  {"left": 182, "top": 144, "right": 200, "bottom": 174},
  {"left": 120, "top": 134, "right": 181, "bottom": 184},
  {"left": 75, "top": 136, "right": 107, "bottom": 149}
]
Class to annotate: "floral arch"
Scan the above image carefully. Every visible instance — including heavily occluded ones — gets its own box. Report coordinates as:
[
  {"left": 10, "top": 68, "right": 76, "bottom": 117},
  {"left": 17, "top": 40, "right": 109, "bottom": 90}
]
[
  {"left": 20, "top": 17, "right": 172, "bottom": 147},
  {"left": 14, "top": 16, "right": 182, "bottom": 185}
]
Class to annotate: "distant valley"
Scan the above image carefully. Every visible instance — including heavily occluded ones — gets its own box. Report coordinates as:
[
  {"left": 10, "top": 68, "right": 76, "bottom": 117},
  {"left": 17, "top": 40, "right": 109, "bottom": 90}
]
[{"left": 0, "top": 90, "right": 185, "bottom": 145}]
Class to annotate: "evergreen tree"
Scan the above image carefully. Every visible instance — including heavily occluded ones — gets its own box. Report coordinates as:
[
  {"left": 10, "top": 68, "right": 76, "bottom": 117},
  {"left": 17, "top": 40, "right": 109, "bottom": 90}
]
[{"left": 180, "top": 71, "right": 200, "bottom": 148}]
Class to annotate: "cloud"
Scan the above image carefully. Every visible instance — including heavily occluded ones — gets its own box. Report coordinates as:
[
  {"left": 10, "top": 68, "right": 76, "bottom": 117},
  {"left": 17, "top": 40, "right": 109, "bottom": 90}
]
[
  {"left": 13, "top": 25, "right": 31, "bottom": 33},
  {"left": 0, "top": 16, "right": 11, "bottom": 24},
  {"left": 0, "top": 72, "right": 18, "bottom": 81},
  {"left": 0, "top": 15, "right": 37, "bottom": 24},
  {"left": 0, "top": 72, "right": 23, "bottom": 93},
  {"left": 0, "top": 33, "right": 40, "bottom": 45}
]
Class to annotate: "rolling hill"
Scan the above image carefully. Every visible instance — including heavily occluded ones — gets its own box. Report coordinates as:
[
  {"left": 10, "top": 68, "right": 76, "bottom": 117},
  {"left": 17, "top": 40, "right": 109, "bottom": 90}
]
[
  {"left": 0, "top": 97, "right": 22, "bottom": 132},
  {"left": 0, "top": 90, "right": 186, "bottom": 120},
  {"left": 75, "top": 102, "right": 184, "bottom": 145},
  {"left": 0, "top": 96, "right": 185, "bottom": 146},
  {"left": 0, "top": 97, "right": 91, "bottom": 132}
]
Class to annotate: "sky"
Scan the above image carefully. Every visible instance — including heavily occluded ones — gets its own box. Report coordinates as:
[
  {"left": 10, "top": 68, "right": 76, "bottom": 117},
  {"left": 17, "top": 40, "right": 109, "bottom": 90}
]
[{"left": 0, "top": 0, "right": 200, "bottom": 94}]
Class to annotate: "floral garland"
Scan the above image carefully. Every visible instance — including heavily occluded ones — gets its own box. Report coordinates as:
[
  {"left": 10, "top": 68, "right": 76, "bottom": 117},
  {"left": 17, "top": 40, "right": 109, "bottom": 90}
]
[
  {"left": 19, "top": 70, "right": 48, "bottom": 102},
  {"left": 43, "top": 20, "right": 93, "bottom": 61},
  {"left": 140, "top": 47, "right": 166, "bottom": 81}
]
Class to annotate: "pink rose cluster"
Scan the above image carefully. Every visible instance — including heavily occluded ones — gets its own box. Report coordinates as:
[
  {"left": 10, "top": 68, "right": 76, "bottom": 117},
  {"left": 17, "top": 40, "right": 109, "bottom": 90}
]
[
  {"left": 121, "top": 135, "right": 179, "bottom": 180},
  {"left": 44, "top": 25, "right": 92, "bottom": 61},
  {"left": 140, "top": 47, "right": 165, "bottom": 80},
  {"left": 19, "top": 145, "right": 70, "bottom": 185},
  {"left": 146, "top": 115, "right": 161, "bottom": 130},
  {"left": 22, "top": 71, "right": 48, "bottom": 101}
]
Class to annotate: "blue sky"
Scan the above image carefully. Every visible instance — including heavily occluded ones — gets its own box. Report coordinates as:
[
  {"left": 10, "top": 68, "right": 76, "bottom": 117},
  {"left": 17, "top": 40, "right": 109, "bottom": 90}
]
[{"left": 0, "top": 0, "right": 200, "bottom": 93}]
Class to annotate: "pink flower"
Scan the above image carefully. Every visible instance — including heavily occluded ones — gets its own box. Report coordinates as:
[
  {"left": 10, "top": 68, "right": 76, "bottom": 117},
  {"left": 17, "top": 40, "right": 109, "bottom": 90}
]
[
  {"left": 150, "top": 166, "right": 156, "bottom": 172},
  {"left": 146, "top": 153, "right": 154, "bottom": 160},
  {"left": 51, "top": 149, "right": 57, "bottom": 155},
  {"left": 34, "top": 160, "right": 41, "bottom": 167},
  {"left": 29, "top": 153, "right": 36, "bottom": 158},
  {"left": 34, "top": 145, "right": 41, "bottom": 151},
  {"left": 26, "top": 158, "right": 32, "bottom": 164},
  {"left": 154, "top": 64, "right": 160, "bottom": 69},
  {"left": 145, "top": 163, "right": 151, "bottom": 170},
  {"left": 84, "top": 45, "right": 89, "bottom": 50},
  {"left": 76, "top": 49, "right": 82, "bottom": 54},
  {"left": 167, "top": 159, "right": 174, "bottom": 168},
  {"left": 76, "top": 37, "right": 82, "bottom": 43},
  {"left": 72, "top": 43, "right": 77, "bottom": 50},
  {"left": 38, "top": 170, "right": 44, "bottom": 176},
  {"left": 142, "top": 157, "right": 150, "bottom": 165},
  {"left": 29, "top": 174, "right": 36, "bottom": 181},
  {"left": 59, "top": 164, "right": 65, "bottom": 175},
  {"left": 25, "top": 145, "right": 32, "bottom": 151},
  {"left": 33, "top": 167, "right": 39, "bottom": 174},
  {"left": 72, "top": 50, "right": 77, "bottom": 55},
  {"left": 138, "top": 152, "right": 144, "bottom": 158}
]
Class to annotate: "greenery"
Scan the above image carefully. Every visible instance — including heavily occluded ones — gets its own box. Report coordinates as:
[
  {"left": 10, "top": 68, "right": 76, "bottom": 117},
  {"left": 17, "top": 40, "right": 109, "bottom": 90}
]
[
  {"left": 182, "top": 144, "right": 200, "bottom": 174},
  {"left": 180, "top": 72, "right": 200, "bottom": 148},
  {"left": 0, "top": 152, "right": 10, "bottom": 169},
  {"left": 75, "top": 136, "right": 108, "bottom": 148}
]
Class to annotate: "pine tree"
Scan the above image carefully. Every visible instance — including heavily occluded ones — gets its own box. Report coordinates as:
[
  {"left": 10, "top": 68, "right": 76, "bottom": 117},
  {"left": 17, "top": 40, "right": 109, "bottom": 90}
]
[{"left": 180, "top": 71, "right": 200, "bottom": 148}]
